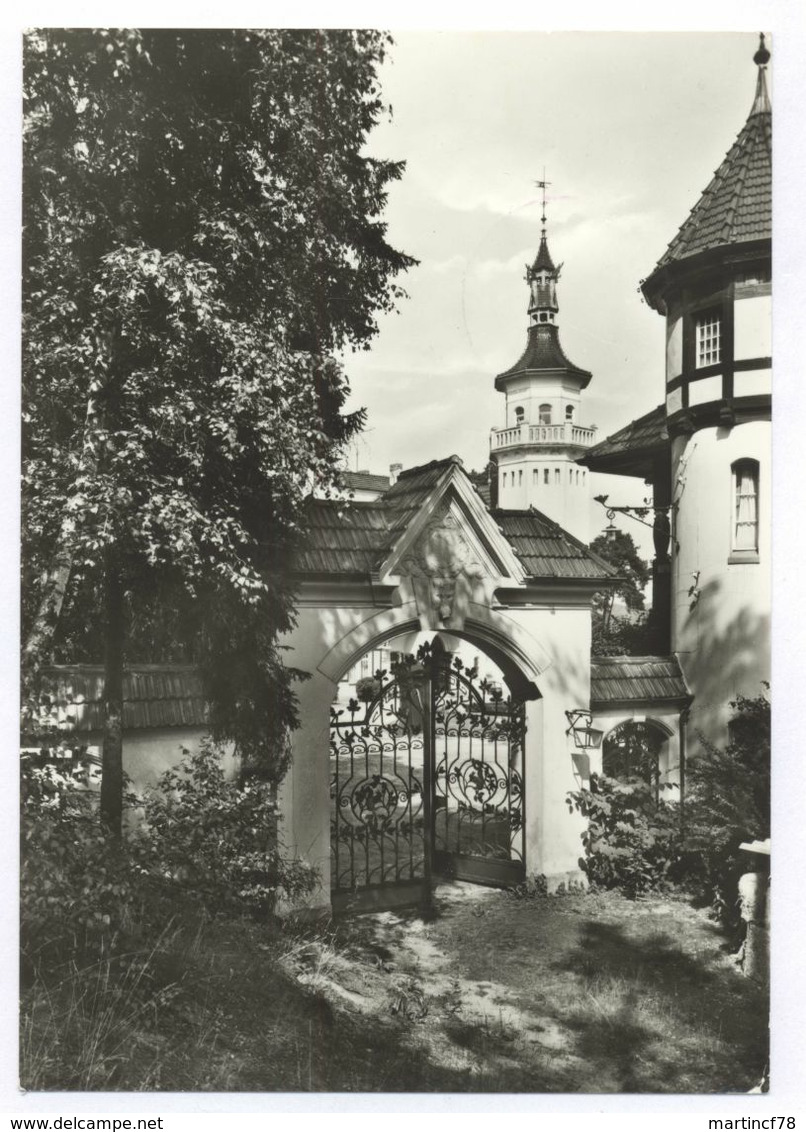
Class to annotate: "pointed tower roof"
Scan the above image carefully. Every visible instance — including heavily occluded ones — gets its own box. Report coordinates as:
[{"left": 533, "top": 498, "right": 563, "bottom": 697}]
[
  {"left": 497, "top": 184, "right": 591, "bottom": 390},
  {"left": 531, "top": 234, "right": 556, "bottom": 274},
  {"left": 645, "top": 34, "right": 771, "bottom": 287}
]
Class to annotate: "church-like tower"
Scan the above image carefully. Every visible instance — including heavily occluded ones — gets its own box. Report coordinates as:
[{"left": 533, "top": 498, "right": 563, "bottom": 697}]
[{"left": 490, "top": 195, "right": 596, "bottom": 542}]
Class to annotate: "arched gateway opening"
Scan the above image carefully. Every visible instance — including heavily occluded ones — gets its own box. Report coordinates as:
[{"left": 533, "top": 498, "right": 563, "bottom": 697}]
[
  {"left": 330, "top": 634, "right": 529, "bottom": 913},
  {"left": 280, "top": 456, "right": 617, "bottom": 915}
]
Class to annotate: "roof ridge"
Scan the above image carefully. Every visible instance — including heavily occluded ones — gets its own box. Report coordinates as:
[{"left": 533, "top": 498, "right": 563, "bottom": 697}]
[{"left": 392, "top": 455, "right": 464, "bottom": 483}]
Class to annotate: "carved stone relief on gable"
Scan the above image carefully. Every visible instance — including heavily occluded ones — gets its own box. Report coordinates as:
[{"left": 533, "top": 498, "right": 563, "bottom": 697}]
[{"left": 399, "top": 506, "right": 488, "bottom": 626}]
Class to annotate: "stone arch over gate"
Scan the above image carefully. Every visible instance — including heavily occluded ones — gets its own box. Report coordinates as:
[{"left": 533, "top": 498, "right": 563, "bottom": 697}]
[{"left": 277, "top": 456, "right": 618, "bottom": 914}]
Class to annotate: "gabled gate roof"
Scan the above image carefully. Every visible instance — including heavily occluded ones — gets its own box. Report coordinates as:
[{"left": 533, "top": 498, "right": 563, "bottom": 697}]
[{"left": 298, "top": 456, "right": 617, "bottom": 583}]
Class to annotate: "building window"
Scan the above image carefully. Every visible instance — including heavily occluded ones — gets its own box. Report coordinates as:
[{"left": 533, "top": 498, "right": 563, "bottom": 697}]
[
  {"left": 514, "top": 405, "right": 524, "bottom": 424},
  {"left": 518, "top": 469, "right": 523, "bottom": 486},
  {"left": 544, "top": 468, "right": 549, "bottom": 485},
  {"left": 696, "top": 310, "right": 721, "bottom": 367},
  {"left": 554, "top": 468, "right": 560, "bottom": 485},
  {"left": 533, "top": 468, "right": 539, "bottom": 485},
  {"left": 539, "top": 404, "right": 552, "bottom": 424},
  {"left": 731, "top": 459, "right": 759, "bottom": 558},
  {"left": 565, "top": 405, "right": 574, "bottom": 421},
  {"left": 569, "top": 468, "right": 573, "bottom": 483}
]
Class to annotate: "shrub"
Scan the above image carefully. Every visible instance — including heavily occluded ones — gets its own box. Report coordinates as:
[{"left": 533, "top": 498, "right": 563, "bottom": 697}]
[
  {"left": 682, "top": 689, "right": 770, "bottom": 930},
  {"left": 568, "top": 773, "right": 682, "bottom": 898},
  {"left": 355, "top": 675, "right": 381, "bottom": 702},
  {"left": 20, "top": 754, "right": 143, "bottom": 973},
  {"left": 140, "top": 738, "right": 316, "bottom": 917}
]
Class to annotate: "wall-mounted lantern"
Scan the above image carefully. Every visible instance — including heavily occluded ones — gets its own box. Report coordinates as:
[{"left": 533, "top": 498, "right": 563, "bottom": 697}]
[{"left": 565, "top": 709, "right": 604, "bottom": 750}]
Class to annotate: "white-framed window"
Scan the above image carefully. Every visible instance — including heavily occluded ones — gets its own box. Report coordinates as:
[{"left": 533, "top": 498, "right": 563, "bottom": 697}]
[
  {"left": 514, "top": 405, "right": 525, "bottom": 424},
  {"left": 539, "top": 404, "right": 552, "bottom": 425},
  {"left": 565, "top": 405, "right": 574, "bottom": 421},
  {"left": 696, "top": 310, "right": 721, "bottom": 367},
  {"left": 731, "top": 459, "right": 759, "bottom": 558}
]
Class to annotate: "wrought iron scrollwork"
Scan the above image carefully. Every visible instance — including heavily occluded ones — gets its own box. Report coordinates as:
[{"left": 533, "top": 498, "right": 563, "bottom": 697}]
[
  {"left": 431, "top": 650, "right": 525, "bottom": 866},
  {"left": 330, "top": 642, "right": 526, "bottom": 904}
]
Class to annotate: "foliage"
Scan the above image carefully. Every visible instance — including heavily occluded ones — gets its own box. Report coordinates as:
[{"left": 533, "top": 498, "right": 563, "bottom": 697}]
[
  {"left": 568, "top": 773, "right": 681, "bottom": 898},
  {"left": 140, "top": 739, "right": 316, "bottom": 917},
  {"left": 22, "top": 29, "right": 415, "bottom": 784},
  {"left": 602, "top": 719, "right": 663, "bottom": 786},
  {"left": 591, "top": 612, "right": 663, "bottom": 657},
  {"left": 20, "top": 754, "right": 143, "bottom": 972},
  {"left": 588, "top": 531, "right": 651, "bottom": 648},
  {"left": 682, "top": 690, "right": 770, "bottom": 928},
  {"left": 355, "top": 675, "right": 381, "bottom": 702},
  {"left": 21, "top": 740, "right": 315, "bottom": 979}
]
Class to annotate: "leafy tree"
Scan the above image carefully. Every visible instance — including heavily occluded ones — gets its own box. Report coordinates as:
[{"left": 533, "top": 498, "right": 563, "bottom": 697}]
[
  {"left": 22, "top": 29, "right": 414, "bottom": 830},
  {"left": 588, "top": 530, "right": 651, "bottom": 652}
]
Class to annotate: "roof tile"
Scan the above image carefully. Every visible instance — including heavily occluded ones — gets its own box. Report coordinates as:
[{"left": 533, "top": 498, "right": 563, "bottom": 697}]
[
  {"left": 591, "top": 656, "right": 691, "bottom": 706},
  {"left": 648, "top": 76, "right": 771, "bottom": 275}
]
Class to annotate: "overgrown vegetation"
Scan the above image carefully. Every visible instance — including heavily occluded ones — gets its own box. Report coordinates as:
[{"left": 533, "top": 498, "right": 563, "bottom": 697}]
[
  {"left": 682, "top": 690, "right": 771, "bottom": 931},
  {"left": 567, "top": 773, "right": 681, "bottom": 898},
  {"left": 20, "top": 742, "right": 316, "bottom": 1090},
  {"left": 567, "top": 691, "right": 771, "bottom": 928}
]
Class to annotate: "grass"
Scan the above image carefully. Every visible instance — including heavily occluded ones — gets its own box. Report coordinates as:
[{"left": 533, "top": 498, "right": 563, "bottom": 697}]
[{"left": 20, "top": 885, "right": 768, "bottom": 1093}]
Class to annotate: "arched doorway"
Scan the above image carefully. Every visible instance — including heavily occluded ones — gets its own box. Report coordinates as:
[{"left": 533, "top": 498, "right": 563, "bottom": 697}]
[{"left": 329, "top": 636, "right": 527, "bottom": 913}]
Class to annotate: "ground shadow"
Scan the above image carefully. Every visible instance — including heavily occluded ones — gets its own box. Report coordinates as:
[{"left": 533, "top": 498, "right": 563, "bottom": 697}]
[{"left": 551, "top": 915, "right": 768, "bottom": 1093}]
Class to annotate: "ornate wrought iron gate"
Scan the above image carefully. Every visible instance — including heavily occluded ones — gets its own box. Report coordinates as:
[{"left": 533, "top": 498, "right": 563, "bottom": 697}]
[{"left": 330, "top": 642, "right": 525, "bottom": 914}]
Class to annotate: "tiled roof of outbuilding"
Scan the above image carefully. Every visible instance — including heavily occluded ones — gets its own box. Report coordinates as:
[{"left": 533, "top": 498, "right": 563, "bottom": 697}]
[
  {"left": 32, "top": 665, "right": 207, "bottom": 735},
  {"left": 496, "top": 325, "right": 592, "bottom": 389},
  {"left": 296, "top": 456, "right": 617, "bottom": 584},
  {"left": 647, "top": 62, "right": 771, "bottom": 280},
  {"left": 590, "top": 656, "right": 691, "bottom": 706},
  {"left": 493, "top": 511, "right": 618, "bottom": 581},
  {"left": 578, "top": 405, "right": 668, "bottom": 476},
  {"left": 342, "top": 470, "right": 391, "bottom": 494}
]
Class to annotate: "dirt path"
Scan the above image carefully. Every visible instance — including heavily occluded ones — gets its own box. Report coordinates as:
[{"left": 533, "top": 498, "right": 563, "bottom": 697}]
[{"left": 280, "top": 883, "right": 768, "bottom": 1093}]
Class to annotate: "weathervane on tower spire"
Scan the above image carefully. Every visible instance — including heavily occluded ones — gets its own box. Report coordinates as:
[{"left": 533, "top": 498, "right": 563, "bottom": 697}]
[{"left": 535, "top": 171, "right": 551, "bottom": 238}]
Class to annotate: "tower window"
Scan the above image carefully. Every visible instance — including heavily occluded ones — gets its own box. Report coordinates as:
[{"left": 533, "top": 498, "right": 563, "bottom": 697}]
[
  {"left": 519, "top": 469, "right": 523, "bottom": 486},
  {"left": 533, "top": 469, "right": 539, "bottom": 485},
  {"left": 539, "top": 404, "right": 552, "bottom": 425},
  {"left": 569, "top": 468, "right": 573, "bottom": 483},
  {"left": 554, "top": 468, "right": 560, "bottom": 485},
  {"left": 696, "top": 310, "right": 721, "bottom": 367},
  {"left": 539, "top": 313, "right": 548, "bottom": 323},
  {"left": 565, "top": 405, "right": 574, "bottom": 421},
  {"left": 544, "top": 468, "right": 549, "bottom": 485},
  {"left": 514, "top": 405, "right": 525, "bottom": 424},
  {"left": 731, "top": 459, "right": 759, "bottom": 559}
]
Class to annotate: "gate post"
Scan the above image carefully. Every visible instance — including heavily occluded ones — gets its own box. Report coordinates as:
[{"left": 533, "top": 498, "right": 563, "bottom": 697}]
[{"left": 276, "top": 669, "right": 335, "bottom": 915}]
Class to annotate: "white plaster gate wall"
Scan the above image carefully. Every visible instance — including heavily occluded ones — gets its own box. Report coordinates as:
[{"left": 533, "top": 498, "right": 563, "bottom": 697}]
[{"left": 276, "top": 458, "right": 616, "bottom": 914}]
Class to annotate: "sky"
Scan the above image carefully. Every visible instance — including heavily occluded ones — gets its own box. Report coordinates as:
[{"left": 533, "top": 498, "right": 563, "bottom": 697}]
[{"left": 338, "top": 30, "right": 771, "bottom": 547}]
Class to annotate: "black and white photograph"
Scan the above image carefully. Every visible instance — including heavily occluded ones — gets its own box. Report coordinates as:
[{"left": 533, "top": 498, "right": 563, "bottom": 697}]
[{"left": 13, "top": 16, "right": 793, "bottom": 1109}]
